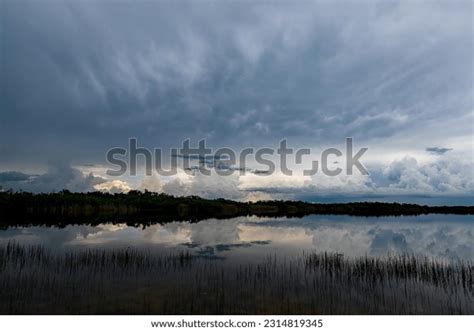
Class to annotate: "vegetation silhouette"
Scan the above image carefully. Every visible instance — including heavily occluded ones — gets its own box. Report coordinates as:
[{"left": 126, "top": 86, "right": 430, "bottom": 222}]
[{"left": 0, "top": 190, "right": 473, "bottom": 227}]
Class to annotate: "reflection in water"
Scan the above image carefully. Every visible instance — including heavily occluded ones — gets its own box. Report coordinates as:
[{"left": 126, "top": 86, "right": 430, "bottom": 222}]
[
  {"left": 1, "top": 215, "right": 473, "bottom": 314},
  {"left": 0, "top": 214, "right": 472, "bottom": 260}
]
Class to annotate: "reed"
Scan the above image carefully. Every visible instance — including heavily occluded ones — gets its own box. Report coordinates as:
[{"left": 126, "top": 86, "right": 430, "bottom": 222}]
[{"left": 0, "top": 241, "right": 472, "bottom": 314}]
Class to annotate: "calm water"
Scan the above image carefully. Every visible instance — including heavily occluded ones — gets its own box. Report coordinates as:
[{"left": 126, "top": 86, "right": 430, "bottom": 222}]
[
  {"left": 1, "top": 214, "right": 472, "bottom": 261},
  {"left": 1, "top": 214, "right": 473, "bottom": 314}
]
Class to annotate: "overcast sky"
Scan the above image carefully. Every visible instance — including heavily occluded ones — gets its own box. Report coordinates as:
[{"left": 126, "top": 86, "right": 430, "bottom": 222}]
[{"left": 0, "top": 1, "right": 472, "bottom": 204}]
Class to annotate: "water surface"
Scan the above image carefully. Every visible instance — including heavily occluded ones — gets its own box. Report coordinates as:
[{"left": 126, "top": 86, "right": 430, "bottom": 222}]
[{"left": 1, "top": 214, "right": 472, "bottom": 261}]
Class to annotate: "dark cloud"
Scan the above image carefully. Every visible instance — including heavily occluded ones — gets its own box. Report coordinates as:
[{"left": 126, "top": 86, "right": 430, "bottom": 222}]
[
  {"left": 1, "top": 1, "right": 471, "bottom": 166},
  {"left": 0, "top": 171, "right": 32, "bottom": 182},
  {"left": 426, "top": 147, "right": 453, "bottom": 155},
  {"left": 251, "top": 170, "right": 271, "bottom": 175},
  {"left": 0, "top": 164, "right": 105, "bottom": 192},
  {"left": 1, "top": 1, "right": 472, "bottom": 202}
]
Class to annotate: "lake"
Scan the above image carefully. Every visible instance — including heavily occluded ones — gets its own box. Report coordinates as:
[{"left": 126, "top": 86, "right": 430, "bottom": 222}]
[
  {"left": 1, "top": 214, "right": 472, "bottom": 261},
  {"left": 0, "top": 214, "right": 472, "bottom": 314}
]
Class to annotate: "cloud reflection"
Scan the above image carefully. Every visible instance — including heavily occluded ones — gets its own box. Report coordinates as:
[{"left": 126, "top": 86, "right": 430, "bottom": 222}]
[{"left": 0, "top": 215, "right": 472, "bottom": 260}]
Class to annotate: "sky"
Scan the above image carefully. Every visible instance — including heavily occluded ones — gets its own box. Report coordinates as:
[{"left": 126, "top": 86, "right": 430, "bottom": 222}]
[{"left": 0, "top": 0, "right": 473, "bottom": 204}]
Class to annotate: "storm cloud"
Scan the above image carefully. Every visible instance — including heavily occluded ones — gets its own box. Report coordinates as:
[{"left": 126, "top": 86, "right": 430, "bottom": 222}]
[
  {"left": 0, "top": 164, "right": 105, "bottom": 193},
  {"left": 1, "top": 1, "right": 472, "bottom": 203}
]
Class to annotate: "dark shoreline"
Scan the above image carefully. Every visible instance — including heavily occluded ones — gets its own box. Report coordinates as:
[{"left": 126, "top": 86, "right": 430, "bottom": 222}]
[{"left": 0, "top": 190, "right": 473, "bottom": 227}]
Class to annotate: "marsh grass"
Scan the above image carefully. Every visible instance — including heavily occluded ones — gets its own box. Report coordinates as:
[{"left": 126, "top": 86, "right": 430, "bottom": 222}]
[{"left": 0, "top": 241, "right": 472, "bottom": 314}]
